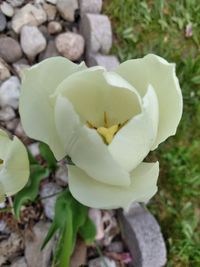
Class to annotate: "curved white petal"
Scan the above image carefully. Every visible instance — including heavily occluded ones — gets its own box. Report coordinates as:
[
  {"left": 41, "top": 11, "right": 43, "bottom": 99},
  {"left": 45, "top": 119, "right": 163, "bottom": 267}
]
[
  {"left": 115, "top": 54, "right": 183, "bottom": 148},
  {"left": 109, "top": 86, "right": 159, "bottom": 172},
  {"left": 68, "top": 162, "right": 159, "bottom": 209},
  {"left": 0, "top": 129, "right": 10, "bottom": 159},
  {"left": 19, "top": 57, "right": 86, "bottom": 160},
  {"left": 54, "top": 67, "right": 142, "bottom": 127},
  {"left": 69, "top": 126, "right": 130, "bottom": 186},
  {"left": 0, "top": 135, "right": 29, "bottom": 197}
]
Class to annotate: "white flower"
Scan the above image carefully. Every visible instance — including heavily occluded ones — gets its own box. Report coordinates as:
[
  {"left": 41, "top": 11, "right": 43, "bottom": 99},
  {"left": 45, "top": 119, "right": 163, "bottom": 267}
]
[
  {"left": 19, "top": 55, "right": 183, "bottom": 209},
  {"left": 0, "top": 129, "right": 29, "bottom": 202}
]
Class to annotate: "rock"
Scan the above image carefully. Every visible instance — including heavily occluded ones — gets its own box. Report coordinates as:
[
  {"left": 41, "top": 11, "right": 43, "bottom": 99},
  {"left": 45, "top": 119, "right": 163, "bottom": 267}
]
[
  {"left": 107, "top": 241, "right": 124, "bottom": 253},
  {"left": 39, "top": 40, "right": 60, "bottom": 60},
  {"left": 88, "top": 257, "right": 117, "bottom": 267},
  {"left": 0, "top": 76, "right": 20, "bottom": 109},
  {"left": 118, "top": 203, "right": 167, "bottom": 267},
  {"left": 13, "top": 61, "right": 30, "bottom": 80},
  {"left": 40, "top": 182, "right": 61, "bottom": 220},
  {"left": 0, "top": 106, "right": 16, "bottom": 121},
  {"left": 88, "top": 53, "right": 119, "bottom": 70},
  {"left": 55, "top": 32, "right": 84, "bottom": 61},
  {"left": 46, "top": 0, "right": 57, "bottom": 4},
  {"left": 79, "top": 0, "right": 102, "bottom": 14},
  {"left": 11, "top": 257, "right": 27, "bottom": 267},
  {"left": 20, "top": 25, "right": 46, "bottom": 60},
  {"left": 89, "top": 208, "right": 104, "bottom": 240},
  {"left": 6, "top": 118, "right": 19, "bottom": 131},
  {"left": 25, "top": 221, "right": 54, "bottom": 267},
  {"left": 48, "top": 21, "right": 62, "bottom": 34},
  {"left": 80, "top": 14, "right": 112, "bottom": 54},
  {"left": 7, "top": 0, "right": 25, "bottom": 7},
  {"left": 12, "top": 3, "right": 47, "bottom": 33},
  {"left": 0, "top": 37, "right": 22, "bottom": 63},
  {"left": 14, "top": 121, "right": 26, "bottom": 139},
  {"left": 0, "top": 219, "right": 10, "bottom": 234},
  {"left": 0, "top": 57, "right": 11, "bottom": 81},
  {"left": 55, "top": 165, "right": 68, "bottom": 186},
  {"left": 0, "top": 12, "right": 6, "bottom": 32},
  {"left": 0, "top": 233, "right": 24, "bottom": 266},
  {"left": 1, "top": 2, "right": 14, "bottom": 17},
  {"left": 56, "top": 0, "right": 78, "bottom": 22},
  {"left": 70, "top": 238, "right": 87, "bottom": 267},
  {"left": 43, "top": 3, "right": 57, "bottom": 21},
  {"left": 28, "top": 142, "right": 40, "bottom": 157}
]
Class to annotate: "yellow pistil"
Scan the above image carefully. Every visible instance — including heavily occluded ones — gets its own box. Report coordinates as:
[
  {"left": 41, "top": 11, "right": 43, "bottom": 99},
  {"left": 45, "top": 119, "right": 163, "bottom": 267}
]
[{"left": 97, "top": 124, "right": 119, "bottom": 145}]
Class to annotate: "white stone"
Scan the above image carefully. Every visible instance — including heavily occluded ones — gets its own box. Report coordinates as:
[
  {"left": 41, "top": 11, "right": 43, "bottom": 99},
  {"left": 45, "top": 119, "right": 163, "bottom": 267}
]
[
  {"left": 7, "top": 0, "right": 25, "bottom": 7},
  {"left": 88, "top": 53, "right": 119, "bottom": 71},
  {"left": 55, "top": 32, "right": 84, "bottom": 61},
  {"left": 0, "top": 106, "right": 16, "bottom": 121},
  {"left": 28, "top": 142, "right": 40, "bottom": 157},
  {"left": 43, "top": 3, "right": 57, "bottom": 21},
  {"left": 89, "top": 257, "right": 117, "bottom": 267},
  {"left": 79, "top": 0, "right": 102, "bottom": 14},
  {"left": 0, "top": 58, "right": 10, "bottom": 81},
  {"left": 0, "top": 76, "right": 20, "bottom": 109},
  {"left": 11, "top": 257, "right": 27, "bottom": 267},
  {"left": 56, "top": 0, "right": 78, "bottom": 22},
  {"left": 48, "top": 21, "right": 62, "bottom": 34},
  {"left": 46, "top": 0, "right": 57, "bottom": 4},
  {"left": 55, "top": 165, "right": 68, "bottom": 186},
  {"left": 20, "top": 25, "right": 46, "bottom": 60},
  {"left": 0, "top": 2, "right": 14, "bottom": 17},
  {"left": 12, "top": 4, "right": 47, "bottom": 33},
  {"left": 13, "top": 62, "right": 30, "bottom": 80}
]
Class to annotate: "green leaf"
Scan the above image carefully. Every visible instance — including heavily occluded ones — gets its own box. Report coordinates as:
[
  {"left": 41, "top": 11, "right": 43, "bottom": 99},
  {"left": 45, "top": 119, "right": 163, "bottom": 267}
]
[
  {"left": 191, "top": 75, "right": 200, "bottom": 84},
  {"left": 79, "top": 216, "right": 96, "bottom": 244},
  {"left": 39, "top": 142, "right": 57, "bottom": 171},
  {"left": 13, "top": 165, "right": 49, "bottom": 220}
]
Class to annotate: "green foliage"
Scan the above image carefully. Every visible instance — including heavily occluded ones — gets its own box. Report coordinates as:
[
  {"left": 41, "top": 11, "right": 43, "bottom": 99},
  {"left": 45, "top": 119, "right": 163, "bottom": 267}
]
[
  {"left": 104, "top": 0, "right": 200, "bottom": 265},
  {"left": 42, "top": 190, "right": 96, "bottom": 267},
  {"left": 13, "top": 165, "right": 49, "bottom": 219},
  {"left": 39, "top": 142, "right": 57, "bottom": 171}
]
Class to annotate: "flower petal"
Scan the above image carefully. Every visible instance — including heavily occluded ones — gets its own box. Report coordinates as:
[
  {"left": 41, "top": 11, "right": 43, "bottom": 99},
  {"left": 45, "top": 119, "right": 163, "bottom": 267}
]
[
  {"left": 115, "top": 54, "right": 183, "bottom": 148},
  {"left": 68, "top": 162, "right": 159, "bottom": 209},
  {"left": 19, "top": 57, "right": 86, "bottom": 160},
  {"left": 54, "top": 67, "right": 142, "bottom": 127},
  {"left": 109, "top": 85, "right": 159, "bottom": 172},
  {"left": 69, "top": 126, "right": 131, "bottom": 186},
  {"left": 0, "top": 136, "right": 29, "bottom": 196}
]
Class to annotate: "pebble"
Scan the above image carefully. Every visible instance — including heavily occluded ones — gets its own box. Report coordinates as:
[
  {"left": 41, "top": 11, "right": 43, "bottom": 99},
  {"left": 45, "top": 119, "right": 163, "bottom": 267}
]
[
  {"left": 0, "top": 12, "right": 6, "bottom": 32},
  {"left": 55, "top": 165, "right": 68, "bottom": 186},
  {"left": 46, "top": 0, "right": 57, "bottom": 4},
  {"left": 0, "top": 37, "right": 22, "bottom": 63},
  {"left": 56, "top": 0, "right": 78, "bottom": 22},
  {"left": 20, "top": 25, "right": 47, "bottom": 60},
  {"left": 40, "top": 182, "right": 62, "bottom": 220},
  {"left": 43, "top": 3, "right": 57, "bottom": 21},
  {"left": 28, "top": 142, "right": 40, "bottom": 157},
  {"left": 0, "top": 76, "right": 20, "bottom": 109},
  {"left": 0, "top": 106, "right": 16, "bottom": 121},
  {"left": 13, "top": 61, "right": 30, "bottom": 80},
  {"left": 39, "top": 40, "right": 60, "bottom": 60},
  {"left": 119, "top": 203, "right": 167, "bottom": 267},
  {"left": 25, "top": 222, "right": 54, "bottom": 267},
  {"left": 88, "top": 53, "right": 119, "bottom": 71},
  {"left": 12, "top": 3, "right": 47, "bottom": 33},
  {"left": 88, "top": 257, "right": 117, "bottom": 267},
  {"left": 107, "top": 241, "right": 124, "bottom": 253},
  {"left": 6, "top": 118, "right": 19, "bottom": 131},
  {"left": 7, "top": 0, "right": 25, "bottom": 7},
  {"left": 0, "top": 57, "right": 11, "bottom": 81},
  {"left": 0, "top": 219, "right": 10, "bottom": 234},
  {"left": 48, "top": 21, "right": 62, "bottom": 34},
  {"left": 11, "top": 257, "right": 27, "bottom": 267},
  {"left": 56, "top": 32, "right": 85, "bottom": 61},
  {"left": 0, "top": 2, "right": 14, "bottom": 17},
  {"left": 80, "top": 13, "right": 112, "bottom": 54},
  {"left": 79, "top": 0, "right": 102, "bottom": 14}
]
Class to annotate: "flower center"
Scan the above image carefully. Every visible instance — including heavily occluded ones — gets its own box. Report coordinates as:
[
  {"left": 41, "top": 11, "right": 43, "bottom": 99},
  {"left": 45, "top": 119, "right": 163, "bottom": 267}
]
[{"left": 87, "top": 112, "right": 128, "bottom": 145}]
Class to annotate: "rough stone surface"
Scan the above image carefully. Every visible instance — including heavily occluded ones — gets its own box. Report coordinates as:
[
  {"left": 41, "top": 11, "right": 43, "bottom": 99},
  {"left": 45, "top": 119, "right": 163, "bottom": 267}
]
[
  {"left": 0, "top": 12, "right": 6, "bottom": 32},
  {"left": 11, "top": 257, "right": 27, "bottom": 267},
  {"left": 0, "top": 219, "right": 10, "bottom": 234},
  {"left": 0, "top": 57, "right": 11, "bottom": 81},
  {"left": 0, "top": 106, "right": 16, "bottom": 121},
  {"left": 25, "top": 221, "right": 54, "bottom": 267},
  {"left": 12, "top": 3, "right": 47, "bottom": 33},
  {"left": 0, "top": 76, "right": 20, "bottom": 109},
  {"left": 56, "top": 0, "right": 78, "bottom": 22},
  {"left": 48, "top": 21, "right": 62, "bottom": 34},
  {"left": 79, "top": 0, "right": 102, "bottom": 14},
  {"left": 88, "top": 53, "right": 119, "bottom": 70},
  {"left": 70, "top": 238, "right": 87, "bottom": 267},
  {"left": 118, "top": 203, "right": 167, "bottom": 267},
  {"left": 28, "top": 142, "right": 40, "bottom": 157},
  {"left": 80, "top": 13, "right": 112, "bottom": 54},
  {"left": 56, "top": 32, "right": 84, "bottom": 60},
  {"left": 40, "top": 182, "right": 61, "bottom": 220},
  {"left": 55, "top": 165, "right": 68, "bottom": 186},
  {"left": 88, "top": 257, "right": 117, "bottom": 267},
  {"left": 7, "top": 0, "right": 25, "bottom": 7},
  {"left": 13, "top": 61, "right": 30, "bottom": 80},
  {"left": 20, "top": 25, "right": 46, "bottom": 60},
  {"left": 46, "top": 0, "right": 57, "bottom": 4},
  {"left": 39, "top": 40, "right": 60, "bottom": 60},
  {"left": 1, "top": 2, "right": 14, "bottom": 17},
  {"left": 43, "top": 3, "right": 57, "bottom": 21},
  {"left": 6, "top": 118, "right": 19, "bottom": 131},
  {"left": 0, "top": 37, "right": 22, "bottom": 63}
]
